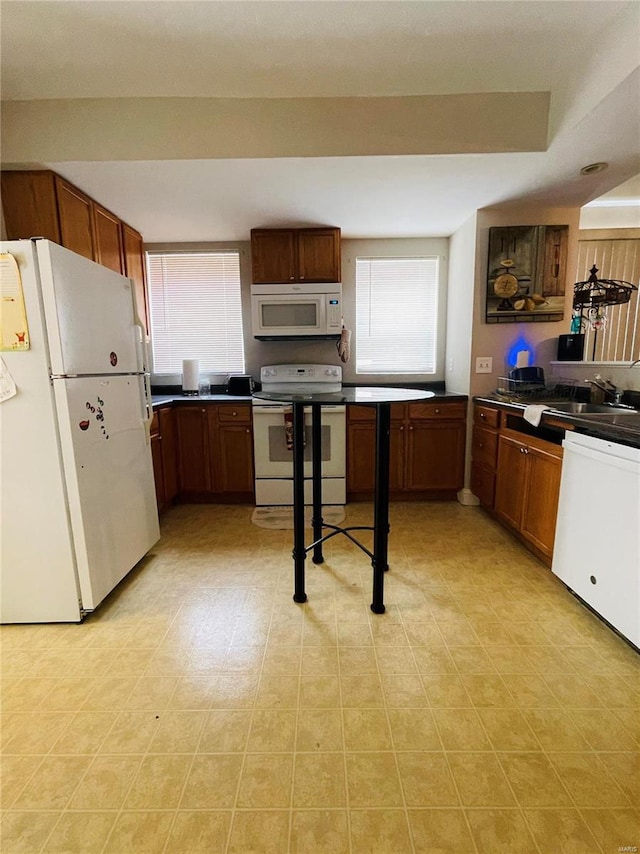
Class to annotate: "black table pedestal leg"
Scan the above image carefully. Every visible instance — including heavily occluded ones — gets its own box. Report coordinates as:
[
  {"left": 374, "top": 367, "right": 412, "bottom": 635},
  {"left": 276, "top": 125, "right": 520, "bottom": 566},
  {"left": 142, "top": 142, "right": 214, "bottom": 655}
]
[
  {"left": 292, "top": 401, "right": 307, "bottom": 603},
  {"left": 371, "top": 402, "right": 391, "bottom": 614},
  {"left": 311, "top": 403, "right": 324, "bottom": 564}
]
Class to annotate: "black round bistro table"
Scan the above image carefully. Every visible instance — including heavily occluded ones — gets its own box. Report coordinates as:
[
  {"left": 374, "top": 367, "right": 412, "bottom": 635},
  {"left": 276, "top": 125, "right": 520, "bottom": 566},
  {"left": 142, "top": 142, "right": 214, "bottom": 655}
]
[{"left": 253, "top": 387, "right": 436, "bottom": 614}]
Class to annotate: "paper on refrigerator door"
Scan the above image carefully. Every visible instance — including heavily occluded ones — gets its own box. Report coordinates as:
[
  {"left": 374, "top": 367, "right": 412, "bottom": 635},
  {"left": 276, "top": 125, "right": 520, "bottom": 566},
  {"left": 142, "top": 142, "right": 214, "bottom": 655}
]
[
  {"left": 0, "top": 253, "right": 30, "bottom": 351},
  {"left": 0, "top": 356, "right": 17, "bottom": 402}
]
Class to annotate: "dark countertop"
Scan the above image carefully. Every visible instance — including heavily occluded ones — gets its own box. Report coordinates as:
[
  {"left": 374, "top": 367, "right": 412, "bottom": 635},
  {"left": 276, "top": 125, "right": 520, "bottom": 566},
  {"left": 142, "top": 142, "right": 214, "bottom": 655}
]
[
  {"left": 153, "top": 388, "right": 467, "bottom": 408},
  {"left": 474, "top": 395, "right": 640, "bottom": 448},
  {"left": 152, "top": 393, "right": 254, "bottom": 406}
]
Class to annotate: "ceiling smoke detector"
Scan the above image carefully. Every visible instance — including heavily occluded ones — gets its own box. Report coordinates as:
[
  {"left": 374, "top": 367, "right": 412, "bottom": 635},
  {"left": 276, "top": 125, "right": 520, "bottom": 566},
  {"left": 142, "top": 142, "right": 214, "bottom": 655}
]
[{"left": 580, "top": 162, "right": 609, "bottom": 176}]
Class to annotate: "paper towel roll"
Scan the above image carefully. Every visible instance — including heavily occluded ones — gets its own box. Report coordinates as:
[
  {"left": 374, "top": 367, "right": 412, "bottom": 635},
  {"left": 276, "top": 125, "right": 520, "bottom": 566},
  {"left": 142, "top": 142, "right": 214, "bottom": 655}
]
[{"left": 182, "top": 359, "right": 199, "bottom": 392}]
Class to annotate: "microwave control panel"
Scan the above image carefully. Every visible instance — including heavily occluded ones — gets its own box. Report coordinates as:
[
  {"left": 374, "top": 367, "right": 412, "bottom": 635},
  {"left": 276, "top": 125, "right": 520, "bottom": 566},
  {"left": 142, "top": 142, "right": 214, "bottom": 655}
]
[{"left": 327, "top": 297, "right": 341, "bottom": 330}]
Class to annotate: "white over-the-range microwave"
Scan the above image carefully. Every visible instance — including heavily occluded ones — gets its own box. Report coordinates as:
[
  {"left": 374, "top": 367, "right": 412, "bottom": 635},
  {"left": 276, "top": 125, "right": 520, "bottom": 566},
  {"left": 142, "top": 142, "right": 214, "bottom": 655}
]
[{"left": 250, "top": 282, "right": 342, "bottom": 339}]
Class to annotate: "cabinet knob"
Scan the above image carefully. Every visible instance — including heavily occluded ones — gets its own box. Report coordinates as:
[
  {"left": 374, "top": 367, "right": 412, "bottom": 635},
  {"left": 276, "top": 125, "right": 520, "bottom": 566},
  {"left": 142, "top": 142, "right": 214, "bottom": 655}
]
[
  {"left": 409, "top": 425, "right": 413, "bottom": 431},
  {"left": 480, "top": 412, "right": 485, "bottom": 419},
  {"left": 435, "top": 408, "right": 440, "bottom": 414},
  {"left": 246, "top": 428, "right": 250, "bottom": 434},
  {"left": 300, "top": 276, "right": 305, "bottom": 280},
  {"left": 289, "top": 276, "right": 295, "bottom": 281},
  {"left": 400, "top": 426, "right": 404, "bottom": 431},
  {"left": 232, "top": 411, "right": 237, "bottom": 416}
]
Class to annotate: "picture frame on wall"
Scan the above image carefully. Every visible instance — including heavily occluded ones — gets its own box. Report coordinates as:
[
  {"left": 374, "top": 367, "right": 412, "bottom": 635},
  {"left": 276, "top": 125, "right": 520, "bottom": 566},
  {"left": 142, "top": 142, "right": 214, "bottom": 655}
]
[{"left": 486, "top": 225, "right": 568, "bottom": 323}]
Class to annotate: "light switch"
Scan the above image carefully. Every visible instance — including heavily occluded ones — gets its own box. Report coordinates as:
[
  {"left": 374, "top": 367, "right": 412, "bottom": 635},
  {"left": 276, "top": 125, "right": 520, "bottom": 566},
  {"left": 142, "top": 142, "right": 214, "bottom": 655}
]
[{"left": 475, "top": 357, "right": 493, "bottom": 374}]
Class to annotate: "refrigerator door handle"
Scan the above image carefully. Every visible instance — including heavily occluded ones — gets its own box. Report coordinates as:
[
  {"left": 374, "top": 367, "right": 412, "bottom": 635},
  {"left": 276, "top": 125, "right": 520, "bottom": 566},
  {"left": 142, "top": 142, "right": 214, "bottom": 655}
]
[
  {"left": 133, "top": 313, "right": 150, "bottom": 374},
  {"left": 140, "top": 372, "right": 153, "bottom": 445}
]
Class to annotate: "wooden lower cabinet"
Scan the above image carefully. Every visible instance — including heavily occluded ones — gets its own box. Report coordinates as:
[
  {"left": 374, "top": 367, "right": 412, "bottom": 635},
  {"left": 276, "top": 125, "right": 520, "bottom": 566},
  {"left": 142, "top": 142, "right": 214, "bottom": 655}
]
[
  {"left": 176, "top": 407, "right": 211, "bottom": 494},
  {"left": 347, "top": 400, "right": 466, "bottom": 500},
  {"left": 208, "top": 406, "right": 254, "bottom": 498},
  {"left": 175, "top": 403, "right": 254, "bottom": 502},
  {"left": 150, "top": 406, "right": 178, "bottom": 513},
  {"left": 470, "top": 404, "right": 500, "bottom": 510},
  {"left": 494, "top": 429, "right": 563, "bottom": 564}
]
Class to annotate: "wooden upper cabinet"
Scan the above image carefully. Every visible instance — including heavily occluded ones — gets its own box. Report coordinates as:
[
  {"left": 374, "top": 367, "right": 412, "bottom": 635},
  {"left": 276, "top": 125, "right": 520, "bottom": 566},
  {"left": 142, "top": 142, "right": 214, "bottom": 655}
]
[
  {"left": 1, "top": 171, "right": 61, "bottom": 242},
  {"left": 122, "top": 222, "right": 150, "bottom": 335},
  {"left": 251, "top": 229, "right": 297, "bottom": 283},
  {"left": 92, "top": 203, "right": 124, "bottom": 274},
  {"left": 1, "top": 171, "right": 148, "bottom": 329},
  {"left": 54, "top": 176, "right": 95, "bottom": 261},
  {"left": 251, "top": 227, "right": 341, "bottom": 283},
  {"left": 297, "top": 228, "right": 341, "bottom": 282}
]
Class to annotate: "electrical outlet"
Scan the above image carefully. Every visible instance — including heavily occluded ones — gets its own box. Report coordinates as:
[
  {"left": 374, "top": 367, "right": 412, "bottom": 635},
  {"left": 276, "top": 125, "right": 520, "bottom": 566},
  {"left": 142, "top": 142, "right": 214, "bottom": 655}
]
[
  {"left": 475, "top": 356, "right": 493, "bottom": 374},
  {"left": 448, "top": 357, "right": 454, "bottom": 372}
]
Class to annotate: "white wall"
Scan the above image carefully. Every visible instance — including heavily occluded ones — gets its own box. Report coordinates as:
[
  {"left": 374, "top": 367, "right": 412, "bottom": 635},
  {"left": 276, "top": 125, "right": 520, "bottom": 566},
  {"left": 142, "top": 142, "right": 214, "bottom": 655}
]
[
  {"left": 445, "top": 213, "right": 477, "bottom": 395},
  {"left": 470, "top": 205, "right": 582, "bottom": 397},
  {"left": 147, "top": 237, "right": 449, "bottom": 386}
]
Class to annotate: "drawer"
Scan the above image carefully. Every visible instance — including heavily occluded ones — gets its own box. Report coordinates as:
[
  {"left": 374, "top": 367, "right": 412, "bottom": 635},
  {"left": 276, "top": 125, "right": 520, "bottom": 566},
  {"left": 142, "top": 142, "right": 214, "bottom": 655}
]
[
  {"left": 472, "top": 425, "right": 499, "bottom": 470},
  {"left": 408, "top": 401, "right": 466, "bottom": 420},
  {"left": 471, "top": 463, "right": 495, "bottom": 509},
  {"left": 475, "top": 405, "right": 500, "bottom": 428},
  {"left": 150, "top": 411, "right": 160, "bottom": 437},
  {"left": 349, "top": 403, "right": 405, "bottom": 421},
  {"left": 217, "top": 403, "right": 252, "bottom": 424}
]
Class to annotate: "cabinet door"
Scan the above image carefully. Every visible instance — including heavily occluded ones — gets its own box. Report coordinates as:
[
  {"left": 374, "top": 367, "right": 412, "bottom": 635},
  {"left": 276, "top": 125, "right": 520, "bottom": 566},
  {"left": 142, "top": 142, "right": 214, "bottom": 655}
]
[
  {"left": 406, "top": 420, "right": 465, "bottom": 491},
  {"left": 251, "top": 229, "right": 296, "bottom": 283},
  {"left": 55, "top": 177, "right": 95, "bottom": 260},
  {"left": 176, "top": 407, "right": 210, "bottom": 493},
  {"left": 217, "top": 424, "right": 255, "bottom": 494},
  {"left": 520, "top": 444, "right": 562, "bottom": 558},
  {"left": 494, "top": 434, "right": 527, "bottom": 530},
  {"left": 150, "top": 433, "right": 165, "bottom": 509},
  {"left": 1, "top": 170, "right": 61, "bottom": 242},
  {"left": 122, "top": 223, "right": 150, "bottom": 335},
  {"left": 92, "top": 203, "right": 124, "bottom": 273},
  {"left": 159, "top": 407, "right": 178, "bottom": 503},
  {"left": 347, "top": 420, "right": 403, "bottom": 494},
  {"left": 297, "top": 228, "right": 341, "bottom": 282},
  {"left": 470, "top": 463, "right": 496, "bottom": 509}
]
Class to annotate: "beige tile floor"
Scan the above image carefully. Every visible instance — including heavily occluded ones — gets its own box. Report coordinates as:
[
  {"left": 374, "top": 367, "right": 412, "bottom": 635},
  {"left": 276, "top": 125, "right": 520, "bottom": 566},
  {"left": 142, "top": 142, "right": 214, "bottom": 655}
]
[{"left": 1, "top": 501, "right": 639, "bottom": 853}]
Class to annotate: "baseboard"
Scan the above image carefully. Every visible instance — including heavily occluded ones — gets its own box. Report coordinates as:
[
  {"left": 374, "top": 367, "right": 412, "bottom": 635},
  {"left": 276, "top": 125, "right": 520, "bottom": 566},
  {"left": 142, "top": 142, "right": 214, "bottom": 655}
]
[{"left": 457, "top": 487, "right": 480, "bottom": 506}]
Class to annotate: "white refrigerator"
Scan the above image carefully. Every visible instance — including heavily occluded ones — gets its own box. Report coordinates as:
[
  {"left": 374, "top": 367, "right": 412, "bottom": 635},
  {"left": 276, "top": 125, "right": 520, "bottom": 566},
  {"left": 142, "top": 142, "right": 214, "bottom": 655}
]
[{"left": 1, "top": 239, "right": 160, "bottom": 623}]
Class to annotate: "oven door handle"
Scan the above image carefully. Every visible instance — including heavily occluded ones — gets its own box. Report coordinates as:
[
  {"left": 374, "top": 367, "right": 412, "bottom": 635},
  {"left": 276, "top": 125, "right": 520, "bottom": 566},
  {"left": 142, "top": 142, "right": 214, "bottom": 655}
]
[{"left": 252, "top": 405, "right": 345, "bottom": 414}]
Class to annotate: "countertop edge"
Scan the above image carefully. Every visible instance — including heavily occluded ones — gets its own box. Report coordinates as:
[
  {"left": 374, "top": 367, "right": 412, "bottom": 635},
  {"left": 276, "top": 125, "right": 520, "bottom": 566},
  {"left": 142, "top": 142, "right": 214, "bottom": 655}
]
[{"left": 153, "top": 390, "right": 468, "bottom": 408}]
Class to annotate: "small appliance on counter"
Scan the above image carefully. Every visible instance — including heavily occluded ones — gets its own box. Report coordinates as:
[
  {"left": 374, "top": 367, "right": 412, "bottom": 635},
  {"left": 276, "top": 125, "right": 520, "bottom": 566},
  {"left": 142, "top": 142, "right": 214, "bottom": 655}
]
[
  {"left": 182, "top": 358, "right": 199, "bottom": 395},
  {"left": 509, "top": 366, "right": 545, "bottom": 386},
  {"left": 557, "top": 333, "right": 585, "bottom": 361},
  {"left": 227, "top": 374, "right": 254, "bottom": 395}
]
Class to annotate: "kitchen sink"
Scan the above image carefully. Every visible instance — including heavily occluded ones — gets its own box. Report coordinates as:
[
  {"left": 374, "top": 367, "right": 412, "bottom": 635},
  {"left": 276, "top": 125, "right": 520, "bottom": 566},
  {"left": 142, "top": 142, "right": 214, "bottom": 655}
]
[{"left": 547, "top": 402, "right": 638, "bottom": 415}]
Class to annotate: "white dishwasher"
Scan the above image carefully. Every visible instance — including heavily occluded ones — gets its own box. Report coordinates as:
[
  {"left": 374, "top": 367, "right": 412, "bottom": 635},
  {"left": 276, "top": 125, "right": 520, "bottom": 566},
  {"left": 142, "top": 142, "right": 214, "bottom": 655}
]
[{"left": 552, "top": 431, "right": 640, "bottom": 648}]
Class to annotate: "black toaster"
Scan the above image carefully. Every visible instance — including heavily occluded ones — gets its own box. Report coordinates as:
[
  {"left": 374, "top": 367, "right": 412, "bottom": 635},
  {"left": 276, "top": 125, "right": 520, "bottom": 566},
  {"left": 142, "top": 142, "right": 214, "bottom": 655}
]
[{"left": 227, "top": 374, "right": 254, "bottom": 395}]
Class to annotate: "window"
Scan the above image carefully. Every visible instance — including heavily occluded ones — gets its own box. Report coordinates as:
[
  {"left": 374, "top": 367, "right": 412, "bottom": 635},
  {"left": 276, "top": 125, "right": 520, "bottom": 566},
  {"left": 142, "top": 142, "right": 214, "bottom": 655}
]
[
  {"left": 575, "top": 234, "right": 640, "bottom": 361},
  {"left": 147, "top": 251, "right": 244, "bottom": 374},
  {"left": 355, "top": 256, "right": 439, "bottom": 374}
]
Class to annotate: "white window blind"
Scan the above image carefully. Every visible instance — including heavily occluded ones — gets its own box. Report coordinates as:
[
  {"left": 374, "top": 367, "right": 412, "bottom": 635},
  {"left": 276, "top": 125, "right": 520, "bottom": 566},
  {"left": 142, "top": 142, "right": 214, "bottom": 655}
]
[
  {"left": 356, "top": 256, "right": 439, "bottom": 374},
  {"left": 147, "top": 251, "right": 245, "bottom": 374}
]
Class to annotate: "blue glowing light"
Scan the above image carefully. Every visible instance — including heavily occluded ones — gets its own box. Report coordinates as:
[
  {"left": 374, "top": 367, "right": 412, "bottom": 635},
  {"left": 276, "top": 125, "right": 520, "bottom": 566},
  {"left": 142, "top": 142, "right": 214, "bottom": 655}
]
[{"left": 506, "top": 335, "right": 535, "bottom": 369}]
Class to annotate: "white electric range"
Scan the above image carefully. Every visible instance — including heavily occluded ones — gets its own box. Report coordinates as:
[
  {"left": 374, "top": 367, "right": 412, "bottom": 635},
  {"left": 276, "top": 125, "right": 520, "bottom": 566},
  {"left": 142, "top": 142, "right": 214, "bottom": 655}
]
[{"left": 252, "top": 364, "right": 346, "bottom": 506}]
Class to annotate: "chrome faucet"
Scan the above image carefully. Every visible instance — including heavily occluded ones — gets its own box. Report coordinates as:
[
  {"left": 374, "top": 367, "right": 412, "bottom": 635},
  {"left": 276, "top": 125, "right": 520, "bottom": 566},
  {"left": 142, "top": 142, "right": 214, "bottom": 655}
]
[{"left": 585, "top": 377, "right": 623, "bottom": 405}]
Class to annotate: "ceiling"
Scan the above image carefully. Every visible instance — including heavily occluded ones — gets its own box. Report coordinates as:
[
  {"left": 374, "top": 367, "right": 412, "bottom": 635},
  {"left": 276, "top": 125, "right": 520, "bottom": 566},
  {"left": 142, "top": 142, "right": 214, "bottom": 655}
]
[{"left": 2, "top": 1, "right": 639, "bottom": 241}]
